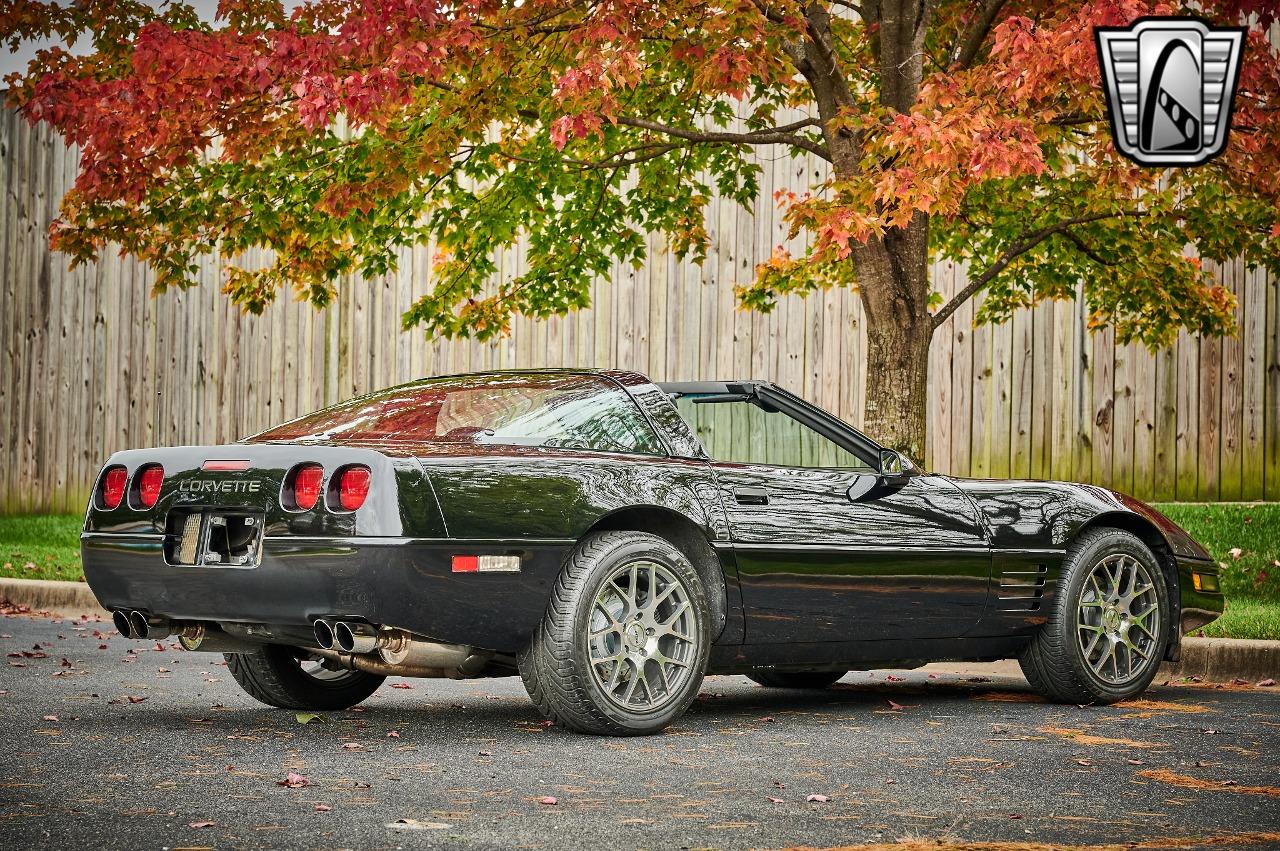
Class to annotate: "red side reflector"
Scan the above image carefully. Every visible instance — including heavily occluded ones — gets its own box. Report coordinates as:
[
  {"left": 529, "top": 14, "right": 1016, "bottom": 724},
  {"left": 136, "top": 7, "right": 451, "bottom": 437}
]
[
  {"left": 452, "top": 555, "right": 479, "bottom": 573},
  {"left": 290, "top": 464, "right": 324, "bottom": 511},
  {"left": 337, "top": 466, "right": 371, "bottom": 511},
  {"left": 137, "top": 465, "right": 164, "bottom": 509},
  {"left": 100, "top": 466, "right": 127, "bottom": 509},
  {"left": 203, "top": 459, "right": 250, "bottom": 471}
]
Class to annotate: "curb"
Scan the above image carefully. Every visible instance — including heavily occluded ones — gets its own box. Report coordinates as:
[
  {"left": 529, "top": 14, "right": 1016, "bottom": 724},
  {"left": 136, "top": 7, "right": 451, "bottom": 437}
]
[
  {"left": 0, "top": 577, "right": 106, "bottom": 618},
  {"left": 0, "top": 577, "right": 1275, "bottom": 681},
  {"left": 1161, "top": 637, "right": 1278, "bottom": 683}
]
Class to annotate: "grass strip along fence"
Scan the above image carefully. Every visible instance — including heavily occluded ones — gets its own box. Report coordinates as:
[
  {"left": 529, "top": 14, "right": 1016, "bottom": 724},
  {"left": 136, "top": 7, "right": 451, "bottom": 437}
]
[{"left": 1, "top": 504, "right": 1277, "bottom": 639}]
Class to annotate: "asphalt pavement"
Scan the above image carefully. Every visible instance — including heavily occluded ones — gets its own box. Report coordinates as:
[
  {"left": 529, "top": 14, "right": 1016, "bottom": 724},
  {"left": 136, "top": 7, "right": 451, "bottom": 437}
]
[{"left": 1, "top": 613, "right": 1278, "bottom": 850}]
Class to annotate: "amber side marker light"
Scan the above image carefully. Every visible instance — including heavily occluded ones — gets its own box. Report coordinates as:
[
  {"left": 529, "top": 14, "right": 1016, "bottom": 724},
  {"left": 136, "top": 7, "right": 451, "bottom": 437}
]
[{"left": 1192, "top": 572, "right": 1219, "bottom": 593}]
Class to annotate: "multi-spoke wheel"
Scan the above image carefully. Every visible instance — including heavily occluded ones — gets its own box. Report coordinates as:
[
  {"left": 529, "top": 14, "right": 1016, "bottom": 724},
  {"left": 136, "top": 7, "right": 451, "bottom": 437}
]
[
  {"left": 519, "top": 531, "right": 711, "bottom": 735},
  {"left": 1019, "top": 528, "right": 1170, "bottom": 704},
  {"left": 1076, "top": 554, "right": 1162, "bottom": 685},
  {"left": 587, "top": 559, "right": 699, "bottom": 711},
  {"left": 226, "top": 644, "right": 385, "bottom": 710}
]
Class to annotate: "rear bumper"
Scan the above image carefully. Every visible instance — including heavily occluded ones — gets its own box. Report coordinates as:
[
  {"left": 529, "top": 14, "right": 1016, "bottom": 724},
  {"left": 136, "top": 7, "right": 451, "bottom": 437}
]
[{"left": 81, "top": 533, "right": 571, "bottom": 653}]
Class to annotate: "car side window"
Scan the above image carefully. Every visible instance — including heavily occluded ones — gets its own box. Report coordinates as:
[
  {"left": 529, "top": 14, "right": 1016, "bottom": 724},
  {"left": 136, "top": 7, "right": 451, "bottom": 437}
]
[{"left": 672, "top": 396, "right": 876, "bottom": 472}]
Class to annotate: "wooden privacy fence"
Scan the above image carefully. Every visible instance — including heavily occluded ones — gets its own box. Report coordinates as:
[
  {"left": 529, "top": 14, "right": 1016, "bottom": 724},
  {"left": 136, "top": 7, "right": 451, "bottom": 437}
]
[{"left": 2, "top": 108, "right": 1278, "bottom": 513}]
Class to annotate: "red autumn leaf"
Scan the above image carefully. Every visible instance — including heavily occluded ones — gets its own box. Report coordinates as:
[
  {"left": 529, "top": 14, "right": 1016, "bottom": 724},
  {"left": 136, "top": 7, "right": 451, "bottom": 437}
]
[
  {"left": 1257, "top": 679, "right": 1276, "bottom": 687},
  {"left": 276, "top": 771, "right": 310, "bottom": 788},
  {"left": 390, "top": 683, "right": 413, "bottom": 689},
  {"left": 315, "top": 804, "right": 332, "bottom": 812}
]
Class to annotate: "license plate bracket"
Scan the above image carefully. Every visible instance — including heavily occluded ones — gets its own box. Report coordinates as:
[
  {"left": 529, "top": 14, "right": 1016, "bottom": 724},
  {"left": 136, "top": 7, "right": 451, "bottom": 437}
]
[{"left": 165, "top": 509, "right": 264, "bottom": 568}]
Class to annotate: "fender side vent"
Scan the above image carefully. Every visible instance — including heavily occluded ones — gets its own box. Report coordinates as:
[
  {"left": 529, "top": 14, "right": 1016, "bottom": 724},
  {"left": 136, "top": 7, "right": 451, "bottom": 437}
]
[{"left": 998, "top": 564, "right": 1048, "bottom": 612}]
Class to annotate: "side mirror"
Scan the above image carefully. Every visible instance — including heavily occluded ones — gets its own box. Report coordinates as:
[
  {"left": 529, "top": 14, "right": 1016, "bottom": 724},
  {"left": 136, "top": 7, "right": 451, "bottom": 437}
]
[
  {"left": 847, "top": 450, "right": 914, "bottom": 503},
  {"left": 878, "top": 449, "right": 913, "bottom": 480}
]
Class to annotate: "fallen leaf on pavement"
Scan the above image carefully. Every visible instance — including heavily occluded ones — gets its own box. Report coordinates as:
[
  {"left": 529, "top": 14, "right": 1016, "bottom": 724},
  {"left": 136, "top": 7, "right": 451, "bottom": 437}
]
[
  {"left": 314, "top": 804, "right": 332, "bottom": 812},
  {"left": 188, "top": 821, "right": 215, "bottom": 829},
  {"left": 388, "top": 819, "right": 451, "bottom": 830},
  {"left": 806, "top": 794, "right": 829, "bottom": 803},
  {"left": 768, "top": 796, "right": 784, "bottom": 804},
  {"left": 126, "top": 695, "right": 147, "bottom": 704},
  {"left": 295, "top": 713, "right": 325, "bottom": 725},
  {"left": 276, "top": 771, "right": 310, "bottom": 788},
  {"left": 539, "top": 796, "right": 558, "bottom": 805},
  {"left": 1258, "top": 679, "right": 1276, "bottom": 687},
  {"left": 390, "top": 683, "right": 413, "bottom": 689}
]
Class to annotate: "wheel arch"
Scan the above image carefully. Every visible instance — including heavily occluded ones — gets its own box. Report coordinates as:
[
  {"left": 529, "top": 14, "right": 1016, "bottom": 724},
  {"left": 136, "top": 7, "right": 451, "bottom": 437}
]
[
  {"left": 585, "top": 505, "right": 729, "bottom": 641},
  {"left": 1071, "top": 511, "right": 1182, "bottom": 662}
]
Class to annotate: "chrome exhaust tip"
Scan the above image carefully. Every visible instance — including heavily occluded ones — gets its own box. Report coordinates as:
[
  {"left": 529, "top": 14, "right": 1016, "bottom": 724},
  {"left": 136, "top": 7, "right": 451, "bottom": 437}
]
[
  {"left": 112, "top": 610, "right": 133, "bottom": 638},
  {"left": 129, "top": 611, "right": 173, "bottom": 641},
  {"left": 313, "top": 618, "right": 336, "bottom": 650},
  {"left": 334, "top": 621, "right": 378, "bottom": 655}
]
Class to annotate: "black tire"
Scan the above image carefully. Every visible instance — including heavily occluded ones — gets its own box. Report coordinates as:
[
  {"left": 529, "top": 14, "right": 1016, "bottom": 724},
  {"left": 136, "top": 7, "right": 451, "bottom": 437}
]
[
  {"left": 225, "top": 644, "right": 385, "bottom": 711},
  {"left": 518, "top": 530, "right": 711, "bottom": 736},
  {"left": 1019, "top": 527, "right": 1171, "bottom": 705},
  {"left": 747, "top": 670, "right": 847, "bottom": 689}
]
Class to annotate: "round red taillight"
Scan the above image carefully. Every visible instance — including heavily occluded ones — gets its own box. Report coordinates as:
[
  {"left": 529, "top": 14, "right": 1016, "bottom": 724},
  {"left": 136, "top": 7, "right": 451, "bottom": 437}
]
[
  {"left": 288, "top": 464, "right": 324, "bottom": 511},
  {"left": 336, "top": 466, "right": 371, "bottom": 511},
  {"left": 100, "top": 466, "right": 127, "bottom": 510},
  {"left": 136, "top": 464, "right": 164, "bottom": 509}
]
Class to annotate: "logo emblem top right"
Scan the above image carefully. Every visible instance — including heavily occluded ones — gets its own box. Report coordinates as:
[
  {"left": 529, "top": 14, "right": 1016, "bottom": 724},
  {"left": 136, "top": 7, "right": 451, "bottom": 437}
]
[{"left": 1095, "top": 16, "right": 1246, "bottom": 167}]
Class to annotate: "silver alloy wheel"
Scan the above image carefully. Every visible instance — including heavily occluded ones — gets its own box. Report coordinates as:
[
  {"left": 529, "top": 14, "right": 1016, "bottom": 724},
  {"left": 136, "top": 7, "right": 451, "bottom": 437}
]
[
  {"left": 587, "top": 559, "right": 698, "bottom": 711},
  {"left": 1076, "top": 553, "right": 1161, "bottom": 684}
]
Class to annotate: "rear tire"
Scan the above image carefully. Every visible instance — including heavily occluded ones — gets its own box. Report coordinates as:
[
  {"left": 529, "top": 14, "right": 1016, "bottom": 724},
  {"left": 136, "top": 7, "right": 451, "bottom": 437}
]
[
  {"left": 1019, "top": 528, "right": 1170, "bottom": 705},
  {"left": 519, "top": 531, "right": 711, "bottom": 736},
  {"left": 226, "top": 645, "right": 384, "bottom": 711},
  {"left": 747, "top": 670, "right": 846, "bottom": 689}
]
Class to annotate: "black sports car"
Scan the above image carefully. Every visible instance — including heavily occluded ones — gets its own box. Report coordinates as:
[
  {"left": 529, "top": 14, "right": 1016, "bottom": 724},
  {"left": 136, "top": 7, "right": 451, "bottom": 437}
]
[{"left": 82, "top": 369, "right": 1223, "bottom": 735}]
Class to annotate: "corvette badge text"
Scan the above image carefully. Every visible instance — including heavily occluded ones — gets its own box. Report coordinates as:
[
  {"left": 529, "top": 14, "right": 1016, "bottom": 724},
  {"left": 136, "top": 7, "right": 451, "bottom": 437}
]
[
  {"left": 1095, "top": 16, "right": 1245, "bottom": 166},
  {"left": 178, "top": 479, "right": 263, "bottom": 494}
]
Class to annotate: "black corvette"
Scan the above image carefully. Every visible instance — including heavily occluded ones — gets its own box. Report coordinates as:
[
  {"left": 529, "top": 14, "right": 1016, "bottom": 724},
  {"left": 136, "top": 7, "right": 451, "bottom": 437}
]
[{"left": 82, "top": 369, "right": 1223, "bottom": 735}]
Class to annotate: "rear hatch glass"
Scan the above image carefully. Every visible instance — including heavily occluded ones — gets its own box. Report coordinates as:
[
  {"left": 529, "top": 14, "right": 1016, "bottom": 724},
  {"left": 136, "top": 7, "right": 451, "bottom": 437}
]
[{"left": 252, "top": 373, "right": 663, "bottom": 455}]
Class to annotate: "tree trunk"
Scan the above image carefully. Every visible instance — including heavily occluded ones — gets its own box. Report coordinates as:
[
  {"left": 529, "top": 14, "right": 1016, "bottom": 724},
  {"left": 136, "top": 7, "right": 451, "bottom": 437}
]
[{"left": 852, "top": 212, "right": 933, "bottom": 462}]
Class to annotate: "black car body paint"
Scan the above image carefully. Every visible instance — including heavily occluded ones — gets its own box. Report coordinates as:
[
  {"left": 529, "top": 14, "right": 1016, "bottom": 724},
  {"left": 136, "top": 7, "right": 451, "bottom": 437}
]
[{"left": 81, "top": 369, "right": 1222, "bottom": 670}]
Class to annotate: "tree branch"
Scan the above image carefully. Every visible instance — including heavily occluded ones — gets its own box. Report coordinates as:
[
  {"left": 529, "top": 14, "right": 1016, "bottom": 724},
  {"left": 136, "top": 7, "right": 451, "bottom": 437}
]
[
  {"left": 930, "top": 211, "right": 1145, "bottom": 330},
  {"left": 952, "top": 0, "right": 1008, "bottom": 70},
  {"left": 614, "top": 116, "right": 831, "bottom": 161}
]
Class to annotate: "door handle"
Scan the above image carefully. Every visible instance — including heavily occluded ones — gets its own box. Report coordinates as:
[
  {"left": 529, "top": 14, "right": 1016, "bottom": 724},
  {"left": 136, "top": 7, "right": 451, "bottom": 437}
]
[{"left": 733, "top": 486, "right": 769, "bottom": 505}]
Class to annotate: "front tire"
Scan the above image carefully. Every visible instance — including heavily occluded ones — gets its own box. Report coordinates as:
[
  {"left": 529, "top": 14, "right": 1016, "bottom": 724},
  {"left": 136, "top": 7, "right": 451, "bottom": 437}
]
[
  {"left": 1019, "top": 528, "right": 1170, "bottom": 705},
  {"left": 519, "top": 531, "right": 711, "bottom": 735},
  {"left": 748, "top": 670, "right": 846, "bottom": 689},
  {"left": 226, "top": 645, "right": 385, "bottom": 711}
]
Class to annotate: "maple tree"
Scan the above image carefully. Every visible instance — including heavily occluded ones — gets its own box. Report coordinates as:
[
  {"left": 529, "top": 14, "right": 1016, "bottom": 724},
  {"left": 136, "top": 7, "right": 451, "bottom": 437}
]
[{"left": 3, "top": 0, "right": 1279, "bottom": 457}]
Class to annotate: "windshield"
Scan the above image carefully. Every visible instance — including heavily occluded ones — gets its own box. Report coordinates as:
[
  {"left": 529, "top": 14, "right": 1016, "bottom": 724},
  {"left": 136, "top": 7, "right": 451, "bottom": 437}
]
[{"left": 252, "top": 373, "right": 664, "bottom": 455}]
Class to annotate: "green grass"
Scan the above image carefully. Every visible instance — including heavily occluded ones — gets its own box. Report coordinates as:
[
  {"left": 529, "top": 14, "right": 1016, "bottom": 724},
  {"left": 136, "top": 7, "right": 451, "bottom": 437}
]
[
  {"left": 0, "top": 514, "right": 85, "bottom": 583},
  {"left": 1, "top": 505, "right": 1278, "bottom": 638},
  {"left": 1153, "top": 502, "right": 1280, "bottom": 641}
]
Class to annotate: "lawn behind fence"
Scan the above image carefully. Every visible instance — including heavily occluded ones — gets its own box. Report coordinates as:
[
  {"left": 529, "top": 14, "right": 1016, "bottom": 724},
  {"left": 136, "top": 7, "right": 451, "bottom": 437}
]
[{"left": 1, "top": 504, "right": 1277, "bottom": 639}]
